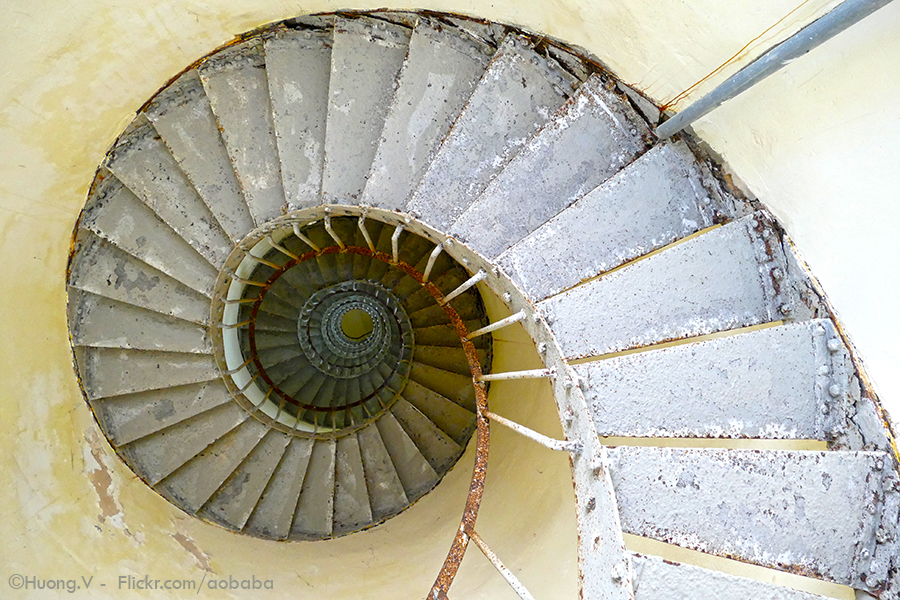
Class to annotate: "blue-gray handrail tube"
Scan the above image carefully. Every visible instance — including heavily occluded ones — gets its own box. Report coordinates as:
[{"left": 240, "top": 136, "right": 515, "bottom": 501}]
[{"left": 656, "top": 0, "right": 896, "bottom": 139}]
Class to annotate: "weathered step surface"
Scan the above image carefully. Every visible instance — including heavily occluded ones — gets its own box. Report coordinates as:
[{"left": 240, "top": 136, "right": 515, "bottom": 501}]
[
  {"left": 401, "top": 379, "right": 475, "bottom": 445},
  {"left": 392, "top": 397, "right": 461, "bottom": 473},
  {"left": 321, "top": 17, "right": 411, "bottom": 203},
  {"left": 332, "top": 435, "right": 374, "bottom": 535},
  {"left": 201, "top": 430, "right": 291, "bottom": 530},
  {"left": 497, "top": 140, "right": 730, "bottom": 301},
  {"left": 440, "top": 15, "right": 507, "bottom": 47},
  {"left": 409, "top": 362, "right": 477, "bottom": 412},
  {"left": 200, "top": 41, "right": 286, "bottom": 224},
  {"left": 357, "top": 424, "right": 408, "bottom": 520},
  {"left": 81, "top": 175, "right": 218, "bottom": 296},
  {"left": 69, "top": 289, "right": 210, "bottom": 354},
  {"left": 361, "top": 18, "right": 494, "bottom": 211},
  {"left": 69, "top": 232, "right": 210, "bottom": 325},
  {"left": 156, "top": 417, "right": 270, "bottom": 513},
  {"left": 120, "top": 401, "right": 248, "bottom": 485},
  {"left": 106, "top": 118, "right": 233, "bottom": 268},
  {"left": 630, "top": 553, "right": 830, "bottom": 600},
  {"left": 608, "top": 446, "right": 891, "bottom": 590},
  {"left": 375, "top": 412, "right": 439, "bottom": 500},
  {"left": 576, "top": 319, "right": 852, "bottom": 440},
  {"left": 450, "top": 74, "right": 651, "bottom": 258},
  {"left": 244, "top": 437, "right": 314, "bottom": 539},
  {"left": 145, "top": 69, "right": 254, "bottom": 242},
  {"left": 539, "top": 213, "right": 799, "bottom": 359},
  {"left": 78, "top": 347, "right": 218, "bottom": 399},
  {"left": 407, "top": 34, "right": 579, "bottom": 231},
  {"left": 90, "top": 379, "right": 231, "bottom": 446},
  {"left": 265, "top": 28, "right": 332, "bottom": 210},
  {"left": 292, "top": 439, "right": 336, "bottom": 539}
]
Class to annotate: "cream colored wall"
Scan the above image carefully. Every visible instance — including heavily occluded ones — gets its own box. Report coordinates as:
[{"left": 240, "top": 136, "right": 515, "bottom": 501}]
[{"left": 1, "top": 0, "right": 896, "bottom": 598}]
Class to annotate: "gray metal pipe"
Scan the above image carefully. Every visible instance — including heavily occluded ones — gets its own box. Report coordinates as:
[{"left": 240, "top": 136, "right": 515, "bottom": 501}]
[{"left": 656, "top": 0, "right": 896, "bottom": 139}]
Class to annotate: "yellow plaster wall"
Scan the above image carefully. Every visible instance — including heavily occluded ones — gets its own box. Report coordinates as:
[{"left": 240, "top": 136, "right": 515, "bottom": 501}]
[{"left": 1, "top": 0, "right": 897, "bottom": 598}]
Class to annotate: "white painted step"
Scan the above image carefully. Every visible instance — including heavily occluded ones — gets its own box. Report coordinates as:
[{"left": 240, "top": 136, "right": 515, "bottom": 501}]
[
  {"left": 539, "top": 213, "right": 798, "bottom": 359},
  {"left": 265, "top": 28, "right": 332, "bottom": 210},
  {"left": 608, "top": 446, "right": 890, "bottom": 590},
  {"left": 69, "top": 232, "right": 210, "bottom": 325},
  {"left": 630, "top": 553, "right": 830, "bottom": 600},
  {"left": 243, "top": 437, "right": 314, "bottom": 539},
  {"left": 497, "top": 140, "right": 729, "bottom": 301},
  {"left": 450, "top": 74, "right": 651, "bottom": 258},
  {"left": 81, "top": 175, "right": 218, "bottom": 296},
  {"left": 200, "top": 41, "right": 286, "bottom": 224},
  {"left": 107, "top": 118, "right": 232, "bottom": 267},
  {"left": 407, "top": 34, "right": 579, "bottom": 231},
  {"left": 321, "top": 17, "right": 412, "bottom": 203},
  {"left": 576, "top": 319, "right": 852, "bottom": 440},
  {"left": 361, "top": 18, "right": 494, "bottom": 211},
  {"left": 145, "top": 69, "right": 255, "bottom": 242}
]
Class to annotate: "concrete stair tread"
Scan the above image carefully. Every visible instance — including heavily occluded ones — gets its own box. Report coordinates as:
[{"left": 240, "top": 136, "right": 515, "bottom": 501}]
[
  {"left": 497, "top": 140, "right": 730, "bottom": 301},
  {"left": 106, "top": 117, "right": 233, "bottom": 267},
  {"left": 200, "top": 41, "right": 286, "bottom": 224},
  {"left": 630, "top": 553, "right": 832, "bottom": 600},
  {"left": 450, "top": 74, "right": 651, "bottom": 258},
  {"left": 576, "top": 319, "right": 852, "bottom": 441},
  {"left": 156, "top": 417, "right": 270, "bottom": 513},
  {"left": 145, "top": 69, "right": 255, "bottom": 243},
  {"left": 78, "top": 347, "right": 218, "bottom": 400},
  {"left": 608, "top": 446, "right": 891, "bottom": 588},
  {"left": 80, "top": 174, "right": 218, "bottom": 296},
  {"left": 265, "top": 28, "right": 332, "bottom": 210},
  {"left": 90, "top": 379, "right": 231, "bottom": 446},
  {"left": 69, "top": 231, "right": 211, "bottom": 325},
  {"left": 538, "top": 213, "right": 804, "bottom": 359},
  {"left": 69, "top": 288, "right": 210, "bottom": 354},
  {"left": 361, "top": 18, "right": 494, "bottom": 211},
  {"left": 406, "top": 33, "right": 580, "bottom": 231},
  {"left": 321, "top": 17, "right": 412, "bottom": 203},
  {"left": 244, "top": 437, "right": 315, "bottom": 539}
]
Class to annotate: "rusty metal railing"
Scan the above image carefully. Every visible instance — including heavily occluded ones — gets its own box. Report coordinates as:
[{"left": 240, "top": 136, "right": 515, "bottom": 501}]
[{"left": 212, "top": 208, "right": 580, "bottom": 597}]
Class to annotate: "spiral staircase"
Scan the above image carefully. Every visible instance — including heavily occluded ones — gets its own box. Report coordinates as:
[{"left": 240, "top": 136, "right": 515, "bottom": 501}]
[{"left": 65, "top": 10, "right": 899, "bottom": 599}]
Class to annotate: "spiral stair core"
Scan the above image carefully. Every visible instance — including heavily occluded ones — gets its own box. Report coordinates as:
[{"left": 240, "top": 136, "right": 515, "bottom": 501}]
[{"left": 65, "top": 10, "right": 900, "bottom": 599}]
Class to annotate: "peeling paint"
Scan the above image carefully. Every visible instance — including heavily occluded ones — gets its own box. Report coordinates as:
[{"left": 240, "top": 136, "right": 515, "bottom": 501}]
[{"left": 171, "top": 532, "right": 214, "bottom": 573}]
